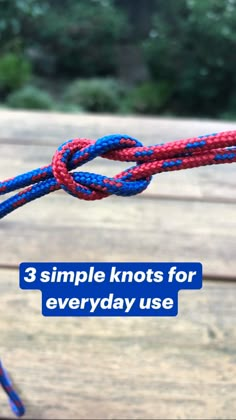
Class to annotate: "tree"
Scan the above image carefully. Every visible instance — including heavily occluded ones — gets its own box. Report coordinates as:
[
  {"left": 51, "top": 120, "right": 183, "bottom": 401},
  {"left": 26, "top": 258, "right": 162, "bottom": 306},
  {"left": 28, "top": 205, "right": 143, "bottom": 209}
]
[
  {"left": 144, "top": 0, "right": 236, "bottom": 117},
  {"left": 32, "top": 0, "right": 129, "bottom": 77},
  {"left": 0, "top": 0, "right": 47, "bottom": 52}
]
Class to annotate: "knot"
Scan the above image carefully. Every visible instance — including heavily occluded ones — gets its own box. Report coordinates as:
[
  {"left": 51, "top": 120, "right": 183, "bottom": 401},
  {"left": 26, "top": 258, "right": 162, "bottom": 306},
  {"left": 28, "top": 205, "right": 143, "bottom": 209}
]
[
  {"left": 52, "top": 134, "right": 152, "bottom": 200},
  {"left": 0, "top": 130, "right": 236, "bottom": 219}
]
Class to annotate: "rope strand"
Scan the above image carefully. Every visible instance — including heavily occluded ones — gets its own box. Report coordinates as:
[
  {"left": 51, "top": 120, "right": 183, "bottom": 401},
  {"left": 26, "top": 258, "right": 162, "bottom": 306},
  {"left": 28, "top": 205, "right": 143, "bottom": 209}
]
[
  {"left": 0, "top": 130, "right": 236, "bottom": 416},
  {"left": 0, "top": 361, "right": 25, "bottom": 417},
  {"left": 0, "top": 131, "right": 235, "bottom": 219}
]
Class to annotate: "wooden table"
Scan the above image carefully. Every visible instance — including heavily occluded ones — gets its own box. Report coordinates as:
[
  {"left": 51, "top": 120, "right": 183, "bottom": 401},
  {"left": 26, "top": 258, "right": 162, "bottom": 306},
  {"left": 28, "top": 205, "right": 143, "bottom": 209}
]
[{"left": 0, "top": 110, "right": 235, "bottom": 419}]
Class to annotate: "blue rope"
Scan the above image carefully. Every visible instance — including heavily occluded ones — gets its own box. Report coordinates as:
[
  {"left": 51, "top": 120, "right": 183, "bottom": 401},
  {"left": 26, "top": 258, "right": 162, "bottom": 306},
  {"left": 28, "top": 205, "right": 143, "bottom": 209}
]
[
  {"left": 0, "top": 130, "right": 236, "bottom": 417},
  {"left": 0, "top": 361, "right": 25, "bottom": 417}
]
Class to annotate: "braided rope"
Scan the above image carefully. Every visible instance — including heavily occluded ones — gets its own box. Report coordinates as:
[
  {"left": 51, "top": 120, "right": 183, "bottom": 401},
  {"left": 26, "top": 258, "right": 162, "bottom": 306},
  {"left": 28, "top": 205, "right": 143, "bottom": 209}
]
[
  {"left": 0, "top": 131, "right": 236, "bottom": 219},
  {"left": 0, "top": 130, "right": 236, "bottom": 417},
  {"left": 0, "top": 361, "right": 25, "bottom": 416}
]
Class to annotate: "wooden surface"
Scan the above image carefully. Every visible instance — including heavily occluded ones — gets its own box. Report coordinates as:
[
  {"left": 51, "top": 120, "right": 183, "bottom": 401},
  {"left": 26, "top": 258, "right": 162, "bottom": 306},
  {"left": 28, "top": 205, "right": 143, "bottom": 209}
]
[{"left": 0, "top": 109, "right": 235, "bottom": 419}]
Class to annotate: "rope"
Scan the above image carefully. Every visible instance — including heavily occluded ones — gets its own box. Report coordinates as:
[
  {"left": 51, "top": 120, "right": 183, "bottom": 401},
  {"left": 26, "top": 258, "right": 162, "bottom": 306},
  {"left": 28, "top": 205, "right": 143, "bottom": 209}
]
[
  {"left": 0, "top": 361, "right": 25, "bottom": 417},
  {"left": 0, "top": 130, "right": 236, "bottom": 417},
  {"left": 0, "top": 131, "right": 236, "bottom": 218},
  {"left": 0, "top": 131, "right": 236, "bottom": 219}
]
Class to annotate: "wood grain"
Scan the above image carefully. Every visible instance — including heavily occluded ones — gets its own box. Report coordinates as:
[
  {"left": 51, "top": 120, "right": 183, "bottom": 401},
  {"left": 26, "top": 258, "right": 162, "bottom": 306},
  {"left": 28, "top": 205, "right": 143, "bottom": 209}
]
[
  {"left": 1, "top": 193, "right": 236, "bottom": 277},
  {"left": 0, "top": 110, "right": 236, "bottom": 419},
  {"left": 0, "top": 109, "right": 236, "bottom": 146},
  {"left": 0, "top": 269, "right": 236, "bottom": 419}
]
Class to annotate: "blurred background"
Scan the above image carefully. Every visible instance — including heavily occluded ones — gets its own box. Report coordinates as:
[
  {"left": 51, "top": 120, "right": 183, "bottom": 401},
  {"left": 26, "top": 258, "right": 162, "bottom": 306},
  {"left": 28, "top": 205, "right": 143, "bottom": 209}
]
[
  {"left": 0, "top": 0, "right": 236, "bottom": 119},
  {"left": 1, "top": 3, "right": 236, "bottom": 418}
]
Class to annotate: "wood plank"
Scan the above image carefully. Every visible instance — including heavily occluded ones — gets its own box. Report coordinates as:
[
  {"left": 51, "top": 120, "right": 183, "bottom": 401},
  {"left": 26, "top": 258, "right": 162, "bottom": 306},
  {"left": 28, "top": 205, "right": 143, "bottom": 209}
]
[
  {"left": 0, "top": 268, "right": 235, "bottom": 419},
  {"left": 0, "top": 142, "right": 235, "bottom": 202},
  {"left": 1, "top": 110, "right": 236, "bottom": 420},
  {"left": 0, "top": 109, "right": 236, "bottom": 146},
  {"left": 0, "top": 194, "right": 235, "bottom": 277}
]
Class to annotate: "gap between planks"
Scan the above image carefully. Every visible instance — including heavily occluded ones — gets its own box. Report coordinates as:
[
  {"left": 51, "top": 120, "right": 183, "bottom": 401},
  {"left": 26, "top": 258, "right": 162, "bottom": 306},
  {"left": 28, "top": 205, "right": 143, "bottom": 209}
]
[{"left": 0, "top": 263, "right": 235, "bottom": 283}]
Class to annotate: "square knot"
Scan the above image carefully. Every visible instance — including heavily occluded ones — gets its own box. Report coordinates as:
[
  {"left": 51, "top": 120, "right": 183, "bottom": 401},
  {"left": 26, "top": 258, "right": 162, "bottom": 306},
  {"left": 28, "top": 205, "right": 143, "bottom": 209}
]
[{"left": 52, "top": 134, "right": 151, "bottom": 200}]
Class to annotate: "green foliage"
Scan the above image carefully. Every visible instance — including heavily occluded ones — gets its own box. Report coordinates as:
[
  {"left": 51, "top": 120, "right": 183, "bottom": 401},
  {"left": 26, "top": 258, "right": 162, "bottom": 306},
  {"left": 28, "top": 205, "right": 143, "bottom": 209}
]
[
  {"left": 0, "top": 0, "right": 47, "bottom": 49},
  {"left": 1, "top": 0, "right": 236, "bottom": 118},
  {"left": 220, "top": 111, "right": 236, "bottom": 121},
  {"left": 220, "top": 94, "right": 236, "bottom": 120},
  {"left": 33, "top": 0, "right": 128, "bottom": 77},
  {"left": 0, "top": 53, "right": 32, "bottom": 93},
  {"left": 128, "top": 81, "right": 172, "bottom": 114},
  {"left": 57, "top": 102, "right": 83, "bottom": 113},
  {"left": 64, "top": 78, "right": 123, "bottom": 112},
  {"left": 144, "top": 0, "right": 236, "bottom": 117},
  {"left": 6, "top": 85, "right": 54, "bottom": 109},
  {"left": 0, "top": 1, "right": 128, "bottom": 78}
]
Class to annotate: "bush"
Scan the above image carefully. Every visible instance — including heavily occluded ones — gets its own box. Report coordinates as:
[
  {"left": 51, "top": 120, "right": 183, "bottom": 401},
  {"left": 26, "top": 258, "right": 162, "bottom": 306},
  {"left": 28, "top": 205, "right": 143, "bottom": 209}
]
[
  {"left": 220, "top": 111, "right": 236, "bottom": 121},
  {"left": 0, "top": 53, "right": 32, "bottom": 93},
  {"left": 33, "top": 1, "right": 128, "bottom": 77},
  {"left": 144, "top": 0, "right": 236, "bottom": 117},
  {"left": 6, "top": 85, "right": 55, "bottom": 110},
  {"left": 64, "top": 78, "right": 123, "bottom": 113},
  {"left": 219, "top": 94, "right": 236, "bottom": 121},
  {"left": 56, "top": 102, "right": 84, "bottom": 113},
  {"left": 128, "top": 81, "right": 172, "bottom": 114}
]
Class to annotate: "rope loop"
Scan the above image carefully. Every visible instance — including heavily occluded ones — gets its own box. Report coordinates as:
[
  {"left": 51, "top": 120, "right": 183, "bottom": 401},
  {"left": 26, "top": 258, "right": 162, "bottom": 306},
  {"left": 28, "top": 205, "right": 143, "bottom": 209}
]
[
  {"left": 0, "top": 131, "right": 236, "bottom": 219},
  {"left": 0, "top": 130, "right": 236, "bottom": 416},
  {"left": 52, "top": 134, "right": 151, "bottom": 200}
]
